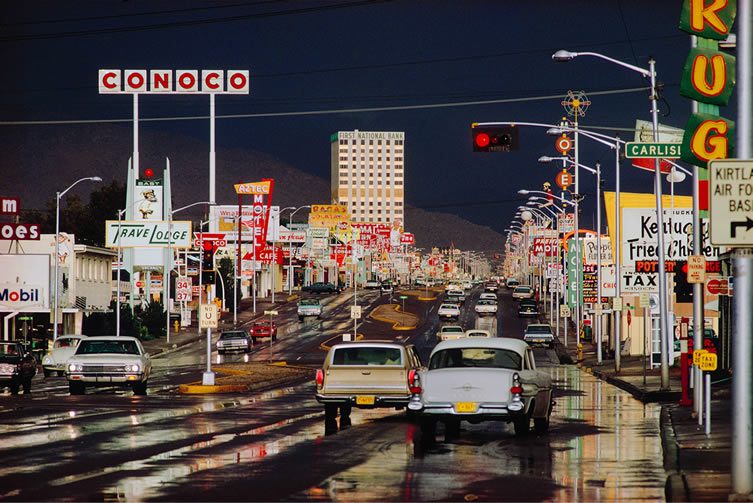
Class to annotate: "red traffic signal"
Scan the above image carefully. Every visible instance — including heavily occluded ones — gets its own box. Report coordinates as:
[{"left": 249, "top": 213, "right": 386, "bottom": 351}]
[
  {"left": 471, "top": 125, "right": 519, "bottom": 152},
  {"left": 143, "top": 167, "right": 155, "bottom": 178}
]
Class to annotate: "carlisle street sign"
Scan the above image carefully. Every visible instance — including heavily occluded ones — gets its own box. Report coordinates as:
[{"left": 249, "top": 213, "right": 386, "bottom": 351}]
[{"left": 624, "top": 142, "right": 682, "bottom": 159}]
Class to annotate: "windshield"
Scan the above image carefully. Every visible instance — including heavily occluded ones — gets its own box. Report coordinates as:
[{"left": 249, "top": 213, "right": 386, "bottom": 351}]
[
  {"left": 442, "top": 327, "right": 463, "bottom": 333},
  {"left": 430, "top": 348, "right": 522, "bottom": 370},
  {"left": 53, "top": 338, "right": 81, "bottom": 349},
  {"left": 0, "top": 344, "right": 21, "bottom": 357},
  {"left": 77, "top": 340, "right": 140, "bottom": 355},
  {"left": 477, "top": 300, "right": 495, "bottom": 305},
  {"left": 300, "top": 299, "right": 319, "bottom": 306},
  {"left": 220, "top": 331, "right": 247, "bottom": 339},
  {"left": 332, "top": 347, "right": 402, "bottom": 366},
  {"left": 514, "top": 286, "right": 531, "bottom": 293}
]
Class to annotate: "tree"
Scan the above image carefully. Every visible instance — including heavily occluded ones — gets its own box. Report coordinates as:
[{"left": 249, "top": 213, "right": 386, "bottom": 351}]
[{"left": 217, "top": 257, "right": 239, "bottom": 309}]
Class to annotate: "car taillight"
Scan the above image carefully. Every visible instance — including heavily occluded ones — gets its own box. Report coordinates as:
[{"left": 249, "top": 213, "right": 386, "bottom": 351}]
[
  {"left": 510, "top": 372, "right": 523, "bottom": 396},
  {"left": 316, "top": 369, "right": 324, "bottom": 386},
  {"left": 408, "top": 369, "right": 422, "bottom": 394},
  {"left": 510, "top": 385, "right": 523, "bottom": 394}
]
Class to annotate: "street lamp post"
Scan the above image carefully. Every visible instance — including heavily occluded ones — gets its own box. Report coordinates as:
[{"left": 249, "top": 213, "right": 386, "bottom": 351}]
[
  {"left": 54, "top": 176, "right": 102, "bottom": 340},
  {"left": 552, "top": 49, "right": 672, "bottom": 387},
  {"left": 285, "top": 206, "right": 310, "bottom": 295},
  {"left": 167, "top": 201, "right": 212, "bottom": 345}
]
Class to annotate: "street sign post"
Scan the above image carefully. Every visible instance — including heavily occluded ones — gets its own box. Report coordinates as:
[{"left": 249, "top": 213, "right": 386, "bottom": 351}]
[
  {"left": 199, "top": 304, "right": 218, "bottom": 329},
  {"left": 687, "top": 255, "right": 706, "bottom": 284},
  {"left": 624, "top": 142, "right": 682, "bottom": 159},
  {"left": 709, "top": 159, "right": 753, "bottom": 246},
  {"left": 350, "top": 305, "right": 362, "bottom": 319}
]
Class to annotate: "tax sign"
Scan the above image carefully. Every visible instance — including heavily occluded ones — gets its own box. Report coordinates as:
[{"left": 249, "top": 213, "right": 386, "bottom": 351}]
[{"left": 709, "top": 159, "right": 753, "bottom": 246}]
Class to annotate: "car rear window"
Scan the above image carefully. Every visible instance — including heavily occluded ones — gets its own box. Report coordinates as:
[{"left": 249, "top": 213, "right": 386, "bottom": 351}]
[
  {"left": 53, "top": 338, "right": 80, "bottom": 349},
  {"left": 220, "top": 331, "right": 247, "bottom": 339},
  {"left": 77, "top": 340, "right": 139, "bottom": 355},
  {"left": 440, "top": 304, "right": 458, "bottom": 310},
  {"left": 429, "top": 348, "right": 522, "bottom": 370},
  {"left": 477, "top": 300, "right": 495, "bottom": 305},
  {"left": 526, "top": 325, "right": 552, "bottom": 334},
  {"left": 443, "top": 326, "right": 463, "bottom": 333},
  {"left": 514, "top": 286, "right": 531, "bottom": 293},
  {"left": 300, "top": 299, "right": 319, "bottom": 306},
  {"left": 332, "top": 347, "right": 402, "bottom": 366}
]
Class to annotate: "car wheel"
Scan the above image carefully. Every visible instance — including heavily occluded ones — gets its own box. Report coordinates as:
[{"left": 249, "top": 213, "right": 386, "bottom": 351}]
[
  {"left": 23, "top": 379, "right": 31, "bottom": 394},
  {"left": 58, "top": 370, "right": 65, "bottom": 377},
  {"left": 513, "top": 416, "right": 530, "bottom": 436},
  {"left": 324, "top": 403, "right": 338, "bottom": 431},
  {"left": 298, "top": 316, "right": 304, "bottom": 322},
  {"left": 534, "top": 416, "right": 550, "bottom": 434},
  {"left": 444, "top": 419, "right": 461, "bottom": 440},
  {"left": 43, "top": 368, "right": 51, "bottom": 378},
  {"left": 69, "top": 382, "right": 85, "bottom": 395},
  {"left": 133, "top": 381, "right": 148, "bottom": 396},
  {"left": 272, "top": 335, "right": 277, "bottom": 341},
  {"left": 9, "top": 382, "right": 19, "bottom": 395},
  {"left": 419, "top": 417, "right": 436, "bottom": 442}
]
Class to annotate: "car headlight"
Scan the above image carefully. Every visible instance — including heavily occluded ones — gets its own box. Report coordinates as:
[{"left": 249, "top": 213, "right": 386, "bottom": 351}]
[
  {"left": 68, "top": 363, "right": 83, "bottom": 372},
  {"left": 42, "top": 355, "right": 53, "bottom": 365},
  {"left": 126, "top": 364, "right": 140, "bottom": 372},
  {"left": 0, "top": 363, "right": 16, "bottom": 374}
]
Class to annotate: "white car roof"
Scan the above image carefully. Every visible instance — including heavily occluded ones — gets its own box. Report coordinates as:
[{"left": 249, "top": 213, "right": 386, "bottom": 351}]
[
  {"left": 465, "top": 329, "right": 492, "bottom": 337},
  {"left": 79, "top": 336, "right": 139, "bottom": 342},
  {"left": 431, "top": 337, "right": 529, "bottom": 356},
  {"left": 330, "top": 342, "right": 405, "bottom": 351},
  {"left": 58, "top": 334, "right": 88, "bottom": 339},
  {"left": 440, "top": 303, "right": 460, "bottom": 309}
]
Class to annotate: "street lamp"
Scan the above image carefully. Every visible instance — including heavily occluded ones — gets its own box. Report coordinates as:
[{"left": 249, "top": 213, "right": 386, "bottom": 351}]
[
  {"left": 553, "top": 48, "right": 673, "bottom": 389},
  {"left": 54, "top": 176, "right": 102, "bottom": 340},
  {"left": 281, "top": 206, "right": 310, "bottom": 295},
  {"left": 167, "top": 201, "right": 212, "bottom": 344}
]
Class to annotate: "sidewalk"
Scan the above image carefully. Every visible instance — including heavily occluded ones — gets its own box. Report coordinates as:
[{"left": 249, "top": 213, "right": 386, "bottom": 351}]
[{"left": 554, "top": 320, "right": 736, "bottom": 502}]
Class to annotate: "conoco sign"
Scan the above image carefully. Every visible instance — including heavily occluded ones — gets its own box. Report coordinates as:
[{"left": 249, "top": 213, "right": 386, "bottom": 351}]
[{"left": 98, "top": 69, "right": 249, "bottom": 94}]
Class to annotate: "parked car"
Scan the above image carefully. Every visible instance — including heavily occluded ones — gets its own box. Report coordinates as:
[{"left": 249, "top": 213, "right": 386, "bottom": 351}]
[
  {"left": 41, "top": 334, "right": 88, "bottom": 377},
  {"left": 518, "top": 299, "right": 539, "bottom": 317},
  {"left": 66, "top": 336, "right": 152, "bottom": 395},
  {"left": 479, "top": 292, "right": 497, "bottom": 301},
  {"left": 364, "top": 279, "right": 382, "bottom": 289},
  {"left": 446, "top": 289, "right": 465, "bottom": 305},
  {"left": 315, "top": 342, "right": 423, "bottom": 423},
  {"left": 297, "top": 298, "right": 323, "bottom": 321},
  {"left": 438, "top": 303, "right": 461, "bottom": 320},
  {"left": 465, "top": 329, "right": 492, "bottom": 338},
  {"left": 506, "top": 277, "right": 520, "bottom": 288},
  {"left": 512, "top": 285, "right": 535, "bottom": 300},
  {"left": 474, "top": 299, "right": 498, "bottom": 316},
  {"left": 302, "top": 282, "right": 340, "bottom": 294},
  {"left": 217, "top": 330, "right": 252, "bottom": 354},
  {"left": 381, "top": 282, "right": 394, "bottom": 294},
  {"left": 436, "top": 325, "right": 465, "bottom": 341},
  {"left": 523, "top": 324, "right": 555, "bottom": 348},
  {"left": 0, "top": 341, "right": 37, "bottom": 394},
  {"left": 409, "top": 338, "right": 553, "bottom": 438},
  {"left": 251, "top": 321, "right": 278, "bottom": 341}
]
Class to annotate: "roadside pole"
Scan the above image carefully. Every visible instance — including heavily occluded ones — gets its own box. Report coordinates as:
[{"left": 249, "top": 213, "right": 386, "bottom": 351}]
[{"left": 733, "top": 0, "right": 753, "bottom": 495}]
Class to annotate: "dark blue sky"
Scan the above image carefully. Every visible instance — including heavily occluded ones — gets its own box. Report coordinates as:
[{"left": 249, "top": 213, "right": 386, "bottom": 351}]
[{"left": 1, "top": 1, "right": 722, "bottom": 235}]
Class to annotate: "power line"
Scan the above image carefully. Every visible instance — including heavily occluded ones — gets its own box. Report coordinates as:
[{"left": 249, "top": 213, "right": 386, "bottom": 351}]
[
  {"left": 0, "top": 0, "right": 392, "bottom": 43},
  {"left": 0, "top": 85, "right": 650, "bottom": 126}
]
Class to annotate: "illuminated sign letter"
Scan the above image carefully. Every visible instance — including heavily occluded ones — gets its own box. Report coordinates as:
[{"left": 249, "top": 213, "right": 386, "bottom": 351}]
[
  {"left": 176, "top": 70, "right": 198, "bottom": 92},
  {"left": 227, "top": 70, "right": 250, "bottom": 94},
  {"left": 681, "top": 113, "right": 736, "bottom": 166},
  {"left": 680, "top": 48, "right": 736, "bottom": 105},
  {"left": 679, "top": 0, "right": 736, "bottom": 40},
  {"left": 201, "top": 70, "right": 223, "bottom": 92},
  {"left": 124, "top": 70, "right": 147, "bottom": 92},
  {"left": 98, "top": 69, "right": 121, "bottom": 93},
  {"left": 150, "top": 70, "right": 172, "bottom": 92}
]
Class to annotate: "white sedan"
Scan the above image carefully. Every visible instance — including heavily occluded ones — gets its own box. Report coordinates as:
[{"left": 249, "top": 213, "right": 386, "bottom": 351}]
[
  {"left": 474, "top": 299, "right": 498, "bottom": 316},
  {"left": 65, "top": 336, "right": 152, "bottom": 395},
  {"left": 409, "top": 338, "right": 553, "bottom": 438},
  {"left": 437, "top": 303, "right": 460, "bottom": 320},
  {"left": 436, "top": 325, "right": 465, "bottom": 341},
  {"left": 42, "top": 334, "right": 87, "bottom": 377}
]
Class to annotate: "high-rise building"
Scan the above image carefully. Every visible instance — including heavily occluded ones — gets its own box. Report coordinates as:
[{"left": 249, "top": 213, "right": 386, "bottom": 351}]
[{"left": 330, "top": 130, "right": 405, "bottom": 224}]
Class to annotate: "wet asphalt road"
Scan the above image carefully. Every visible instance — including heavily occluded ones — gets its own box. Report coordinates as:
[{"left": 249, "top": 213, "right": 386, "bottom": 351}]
[{"left": 0, "top": 287, "right": 667, "bottom": 501}]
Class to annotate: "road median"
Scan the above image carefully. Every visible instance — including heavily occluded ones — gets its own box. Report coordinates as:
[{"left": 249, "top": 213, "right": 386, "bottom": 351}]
[
  {"left": 179, "top": 362, "right": 312, "bottom": 394},
  {"left": 369, "top": 304, "right": 419, "bottom": 330}
]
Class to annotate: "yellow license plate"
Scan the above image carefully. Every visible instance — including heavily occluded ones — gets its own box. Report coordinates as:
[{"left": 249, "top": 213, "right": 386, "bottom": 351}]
[
  {"left": 455, "top": 402, "right": 477, "bottom": 413},
  {"left": 356, "top": 395, "right": 375, "bottom": 405}
]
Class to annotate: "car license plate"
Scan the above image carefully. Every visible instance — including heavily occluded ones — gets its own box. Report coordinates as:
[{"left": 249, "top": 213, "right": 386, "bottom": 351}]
[
  {"left": 455, "top": 402, "right": 477, "bottom": 413},
  {"left": 356, "top": 395, "right": 375, "bottom": 405}
]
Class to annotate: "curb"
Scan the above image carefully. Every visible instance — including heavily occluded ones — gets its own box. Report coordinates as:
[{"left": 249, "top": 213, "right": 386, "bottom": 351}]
[
  {"left": 417, "top": 296, "right": 437, "bottom": 301},
  {"left": 590, "top": 367, "right": 682, "bottom": 403},
  {"left": 319, "top": 333, "right": 364, "bottom": 351},
  {"left": 369, "top": 304, "right": 418, "bottom": 331},
  {"left": 661, "top": 405, "right": 688, "bottom": 502},
  {"left": 147, "top": 333, "right": 204, "bottom": 358},
  {"left": 179, "top": 383, "right": 249, "bottom": 394}
]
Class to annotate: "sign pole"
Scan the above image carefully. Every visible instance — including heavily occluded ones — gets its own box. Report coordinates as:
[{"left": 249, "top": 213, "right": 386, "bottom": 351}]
[
  {"left": 596, "top": 162, "right": 602, "bottom": 365},
  {"left": 614, "top": 138, "right": 622, "bottom": 373},
  {"left": 733, "top": 0, "right": 753, "bottom": 494}
]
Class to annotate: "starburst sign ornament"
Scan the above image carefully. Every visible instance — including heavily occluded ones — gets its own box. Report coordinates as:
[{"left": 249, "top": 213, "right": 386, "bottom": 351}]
[{"left": 561, "top": 90, "right": 591, "bottom": 118}]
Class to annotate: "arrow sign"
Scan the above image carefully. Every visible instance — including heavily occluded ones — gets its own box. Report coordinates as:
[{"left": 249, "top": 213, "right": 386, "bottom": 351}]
[{"left": 730, "top": 217, "right": 753, "bottom": 238}]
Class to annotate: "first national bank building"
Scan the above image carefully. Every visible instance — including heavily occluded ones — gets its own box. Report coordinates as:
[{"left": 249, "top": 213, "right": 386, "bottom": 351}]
[{"left": 330, "top": 130, "right": 405, "bottom": 225}]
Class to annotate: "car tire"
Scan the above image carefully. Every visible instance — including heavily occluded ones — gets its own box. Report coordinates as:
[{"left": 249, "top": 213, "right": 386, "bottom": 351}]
[
  {"left": 133, "top": 381, "right": 148, "bottom": 396},
  {"left": 9, "top": 382, "right": 19, "bottom": 395},
  {"left": 69, "top": 382, "right": 85, "bottom": 395},
  {"left": 43, "top": 368, "right": 51, "bottom": 378},
  {"left": 298, "top": 316, "right": 304, "bottom": 322},
  {"left": 444, "top": 419, "right": 461, "bottom": 440},
  {"left": 23, "top": 379, "right": 31, "bottom": 394},
  {"left": 419, "top": 417, "right": 436, "bottom": 442},
  {"left": 58, "top": 371, "right": 65, "bottom": 377},
  {"left": 534, "top": 416, "right": 550, "bottom": 434},
  {"left": 513, "top": 416, "right": 530, "bottom": 436}
]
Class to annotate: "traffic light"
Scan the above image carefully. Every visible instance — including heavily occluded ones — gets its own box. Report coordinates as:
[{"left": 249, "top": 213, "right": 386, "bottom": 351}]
[
  {"left": 674, "top": 261, "right": 693, "bottom": 303},
  {"left": 471, "top": 124, "right": 519, "bottom": 152},
  {"left": 201, "top": 242, "right": 215, "bottom": 271}
]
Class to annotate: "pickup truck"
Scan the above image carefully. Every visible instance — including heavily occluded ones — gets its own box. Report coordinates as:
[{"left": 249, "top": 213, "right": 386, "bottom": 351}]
[
  {"left": 316, "top": 342, "right": 424, "bottom": 424},
  {"left": 298, "top": 299, "right": 323, "bottom": 321}
]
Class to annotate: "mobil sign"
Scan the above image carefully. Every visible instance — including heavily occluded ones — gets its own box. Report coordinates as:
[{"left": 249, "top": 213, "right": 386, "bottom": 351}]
[
  {"left": 532, "top": 238, "right": 558, "bottom": 257},
  {"left": 99, "top": 69, "right": 249, "bottom": 94}
]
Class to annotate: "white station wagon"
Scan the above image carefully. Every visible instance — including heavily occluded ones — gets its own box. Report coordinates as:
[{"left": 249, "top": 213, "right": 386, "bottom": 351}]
[
  {"left": 66, "top": 336, "right": 152, "bottom": 395},
  {"left": 409, "top": 338, "right": 553, "bottom": 439}
]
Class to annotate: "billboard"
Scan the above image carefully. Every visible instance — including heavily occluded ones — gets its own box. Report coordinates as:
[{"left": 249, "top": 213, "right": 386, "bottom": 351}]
[
  {"left": 0, "top": 254, "right": 50, "bottom": 310},
  {"left": 309, "top": 205, "right": 350, "bottom": 230},
  {"left": 209, "top": 205, "right": 280, "bottom": 243},
  {"left": 105, "top": 221, "right": 192, "bottom": 248},
  {"left": 134, "top": 180, "right": 163, "bottom": 221},
  {"left": 99, "top": 69, "right": 249, "bottom": 94}
]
